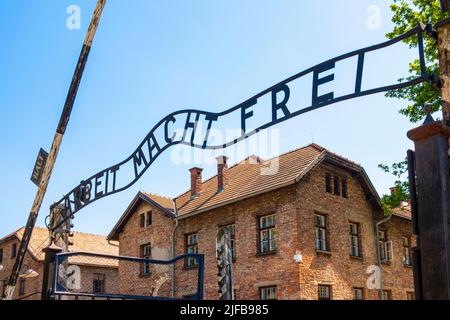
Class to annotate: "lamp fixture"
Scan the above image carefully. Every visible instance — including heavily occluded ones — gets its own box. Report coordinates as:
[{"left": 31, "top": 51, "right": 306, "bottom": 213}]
[{"left": 294, "top": 251, "right": 303, "bottom": 263}]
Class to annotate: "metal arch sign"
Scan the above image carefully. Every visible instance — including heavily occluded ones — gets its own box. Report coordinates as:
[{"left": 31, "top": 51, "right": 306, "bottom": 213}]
[{"left": 52, "top": 25, "right": 430, "bottom": 229}]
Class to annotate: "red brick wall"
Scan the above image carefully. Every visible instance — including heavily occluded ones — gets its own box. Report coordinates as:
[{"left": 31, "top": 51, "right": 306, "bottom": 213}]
[
  {"left": 0, "top": 238, "right": 119, "bottom": 300},
  {"left": 0, "top": 238, "right": 44, "bottom": 300},
  {"left": 295, "top": 164, "right": 413, "bottom": 300},
  {"left": 115, "top": 163, "right": 414, "bottom": 300},
  {"left": 374, "top": 214, "right": 415, "bottom": 300},
  {"left": 174, "top": 184, "right": 301, "bottom": 300},
  {"left": 117, "top": 202, "right": 174, "bottom": 297}
]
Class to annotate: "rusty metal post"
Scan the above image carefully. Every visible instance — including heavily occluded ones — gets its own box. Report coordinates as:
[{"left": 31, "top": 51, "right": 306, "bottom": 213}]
[{"left": 407, "top": 118, "right": 450, "bottom": 300}]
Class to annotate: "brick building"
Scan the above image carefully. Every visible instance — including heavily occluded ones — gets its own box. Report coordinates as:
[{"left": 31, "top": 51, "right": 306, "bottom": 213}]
[
  {"left": 108, "top": 143, "right": 415, "bottom": 300},
  {"left": 0, "top": 227, "right": 119, "bottom": 300}
]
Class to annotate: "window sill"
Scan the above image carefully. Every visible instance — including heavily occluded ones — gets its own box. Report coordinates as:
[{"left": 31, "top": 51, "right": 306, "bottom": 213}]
[
  {"left": 316, "top": 250, "right": 332, "bottom": 256},
  {"left": 350, "top": 255, "right": 364, "bottom": 261},
  {"left": 139, "top": 274, "right": 152, "bottom": 279},
  {"left": 183, "top": 265, "right": 199, "bottom": 271},
  {"left": 403, "top": 264, "right": 413, "bottom": 268},
  {"left": 256, "top": 251, "right": 277, "bottom": 257},
  {"left": 381, "top": 260, "right": 392, "bottom": 266}
]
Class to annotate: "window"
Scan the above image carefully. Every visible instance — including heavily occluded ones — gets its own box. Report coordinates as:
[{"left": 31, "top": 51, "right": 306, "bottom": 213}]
[
  {"left": 185, "top": 233, "right": 198, "bottom": 268},
  {"left": 18, "top": 279, "right": 25, "bottom": 296},
  {"left": 325, "top": 173, "right": 332, "bottom": 193},
  {"left": 378, "top": 230, "right": 392, "bottom": 263},
  {"left": 146, "top": 211, "right": 152, "bottom": 227},
  {"left": 140, "top": 211, "right": 152, "bottom": 228},
  {"left": 258, "top": 214, "right": 276, "bottom": 254},
  {"left": 406, "top": 292, "right": 414, "bottom": 300},
  {"left": 93, "top": 273, "right": 105, "bottom": 294},
  {"left": 341, "top": 177, "right": 348, "bottom": 198},
  {"left": 402, "top": 236, "right": 412, "bottom": 266},
  {"left": 140, "top": 213, "right": 145, "bottom": 227},
  {"left": 219, "top": 224, "right": 236, "bottom": 260},
  {"left": 0, "top": 248, "right": 3, "bottom": 264},
  {"left": 11, "top": 243, "right": 17, "bottom": 258},
  {"left": 325, "top": 173, "right": 348, "bottom": 198},
  {"left": 260, "top": 286, "right": 277, "bottom": 300},
  {"left": 353, "top": 287, "right": 364, "bottom": 300},
  {"left": 381, "top": 290, "right": 392, "bottom": 300},
  {"left": 318, "top": 285, "right": 331, "bottom": 300},
  {"left": 315, "top": 214, "right": 328, "bottom": 252},
  {"left": 349, "top": 223, "right": 361, "bottom": 257},
  {"left": 140, "top": 243, "right": 151, "bottom": 276},
  {"left": 333, "top": 175, "right": 341, "bottom": 196}
]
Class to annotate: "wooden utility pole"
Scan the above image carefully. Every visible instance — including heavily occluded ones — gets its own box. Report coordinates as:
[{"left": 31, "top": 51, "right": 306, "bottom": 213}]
[{"left": 2, "top": 0, "right": 107, "bottom": 300}]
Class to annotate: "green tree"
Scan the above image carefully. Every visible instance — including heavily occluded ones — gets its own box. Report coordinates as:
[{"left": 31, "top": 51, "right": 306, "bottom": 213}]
[{"left": 380, "top": 0, "right": 447, "bottom": 212}]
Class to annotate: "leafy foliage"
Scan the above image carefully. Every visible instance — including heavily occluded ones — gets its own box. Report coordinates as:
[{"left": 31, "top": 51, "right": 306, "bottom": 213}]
[
  {"left": 379, "top": 0, "right": 447, "bottom": 213},
  {"left": 378, "top": 161, "right": 409, "bottom": 214},
  {"left": 385, "top": 0, "right": 446, "bottom": 123}
]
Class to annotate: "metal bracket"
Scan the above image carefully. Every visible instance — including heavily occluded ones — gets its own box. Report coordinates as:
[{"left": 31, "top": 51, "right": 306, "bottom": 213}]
[
  {"left": 420, "top": 22, "right": 438, "bottom": 40},
  {"left": 427, "top": 73, "right": 441, "bottom": 88}
]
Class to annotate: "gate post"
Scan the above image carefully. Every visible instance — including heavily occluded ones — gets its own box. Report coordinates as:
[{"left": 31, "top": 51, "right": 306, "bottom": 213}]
[
  {"left": 437, "top": 16, "right": 450, "bottom": 127},
  {"left": 41, "top": 243, "right": 62, "bottom": 300},
  {"left": 407, "top": 116, "right": 450, "bottom": 300}
]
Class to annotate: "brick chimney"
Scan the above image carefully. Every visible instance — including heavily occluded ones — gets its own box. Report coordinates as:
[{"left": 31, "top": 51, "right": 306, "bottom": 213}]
[
  {"left": 216, "top": 156, "right": 229, "bottom": 191},
  {"left": 390, "top": 187, "right": 397, "bottom": 196},
  {"left": 189, "top": 167, "right": 203, "bottom": 197}
]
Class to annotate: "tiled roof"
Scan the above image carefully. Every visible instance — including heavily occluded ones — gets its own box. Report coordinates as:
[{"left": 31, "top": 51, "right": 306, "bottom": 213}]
[
  {"left": 2, "top": 227, "right": 119, "bottom": 267},
  {"left": 142, "top": 192, "right": 174, "bottom": 211},
  {"left": 173, "top": 144, "right": 326, "bottom": 216},
  {"left": 145, "top": 143, "right": 380, "bottom": 216},
  {"left": 391, "top": 203, "right": 412, "bottom": 220},
  {"left": 109, "top": 143, "right": 382, "bottom": 240}
]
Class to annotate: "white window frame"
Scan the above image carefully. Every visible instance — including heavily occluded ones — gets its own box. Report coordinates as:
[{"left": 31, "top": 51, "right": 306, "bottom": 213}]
[{"left": 260, "top": 286, "right": 277, "bottom": 300}]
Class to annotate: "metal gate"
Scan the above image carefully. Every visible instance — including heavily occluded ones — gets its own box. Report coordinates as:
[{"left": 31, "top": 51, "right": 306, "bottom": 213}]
[{"left": 51, "top": 252, "right": 204, "bottom": 300}]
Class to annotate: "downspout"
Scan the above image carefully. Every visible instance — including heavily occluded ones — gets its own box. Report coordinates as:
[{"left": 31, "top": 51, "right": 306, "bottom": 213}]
[
  {"left": 375, "top": 213, "right": 392, "bottom": 299},
  {"left": 171, "top": 199, "right": 179, "bottom": 298}
]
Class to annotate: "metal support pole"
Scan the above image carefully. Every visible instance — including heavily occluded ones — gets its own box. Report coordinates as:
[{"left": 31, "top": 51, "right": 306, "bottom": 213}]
[
  {"left": 2, "top": 0, "right": 107, "bottom": 300},
  {"left": 407, "top": 119, "right": 450, "bottom": 300},
  {"left": 41, "top": 244, "right": 62, "bottom": 300},
  {"left": 375, "top": 215, "right": 392, "bottom": 299},
  {"left": 216, "top": 228, "right": 234, "bottom": 300},
  {"left": 407, "top": 150, "right": 424, "bottom": 300}
]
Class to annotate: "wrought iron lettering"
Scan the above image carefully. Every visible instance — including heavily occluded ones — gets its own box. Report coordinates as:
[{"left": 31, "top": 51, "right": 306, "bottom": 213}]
[{"left": 51, "top": 25, "right": 430, "bottom": 230}]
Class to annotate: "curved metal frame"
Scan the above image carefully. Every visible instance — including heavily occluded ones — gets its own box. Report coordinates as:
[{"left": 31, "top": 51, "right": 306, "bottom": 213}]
[{"left": 51, "top": 25, "right": 429, "bottom": 231}]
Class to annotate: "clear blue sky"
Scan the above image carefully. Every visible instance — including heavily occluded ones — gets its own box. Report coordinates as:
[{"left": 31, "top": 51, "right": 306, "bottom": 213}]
[{"left": 0, "top": 0, "right": 424, "bottom": 237}]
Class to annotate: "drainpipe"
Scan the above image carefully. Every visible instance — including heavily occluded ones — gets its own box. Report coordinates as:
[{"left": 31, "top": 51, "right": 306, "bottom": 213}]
[
  {"left": 375, "top": 213, "right": 392, "bottom": 299},
  {"left": 171, "top": 199, "right": 179, "bottom": 298}
]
